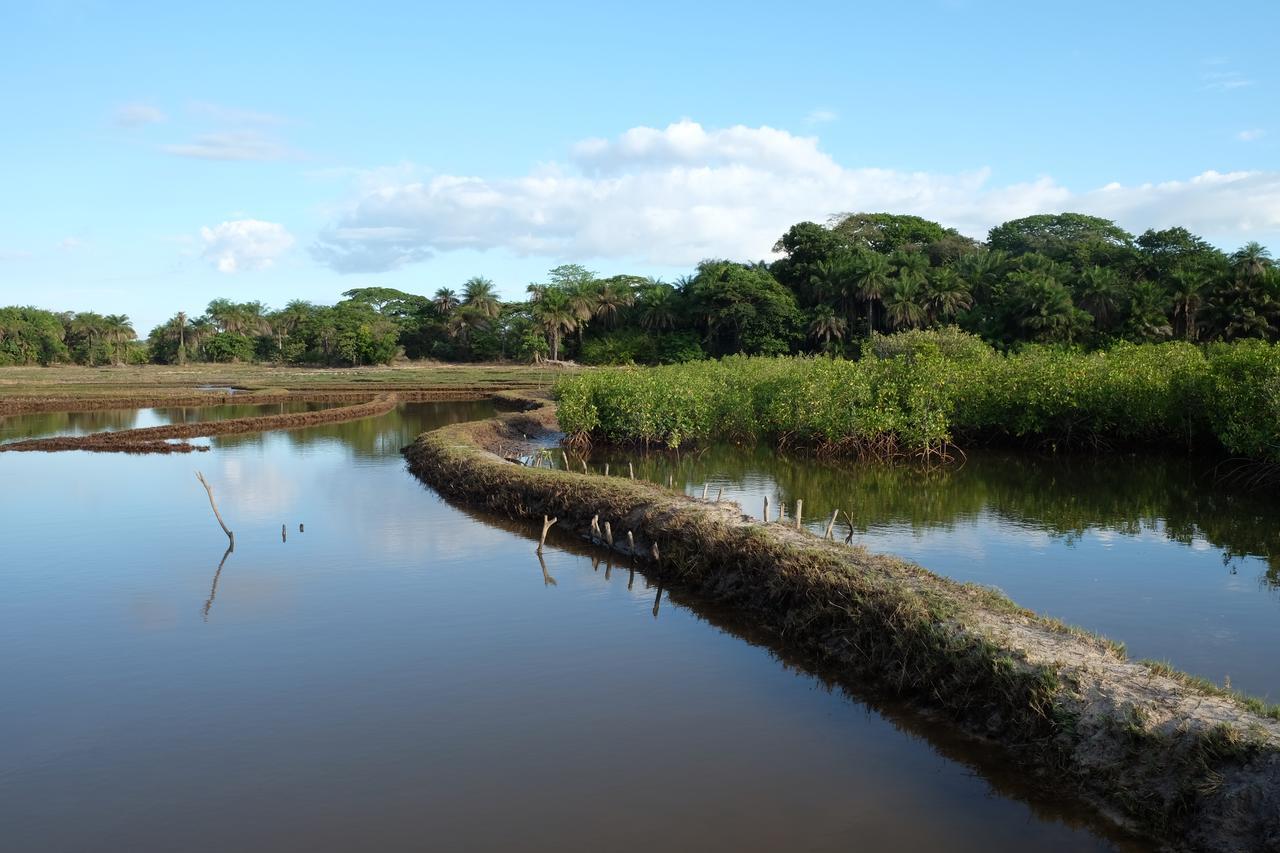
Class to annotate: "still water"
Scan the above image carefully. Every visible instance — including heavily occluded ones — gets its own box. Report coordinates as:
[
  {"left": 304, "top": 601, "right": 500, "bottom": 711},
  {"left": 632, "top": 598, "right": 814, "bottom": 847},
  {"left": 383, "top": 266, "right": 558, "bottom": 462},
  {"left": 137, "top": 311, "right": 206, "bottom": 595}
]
[
  {"left": 0, "top": 401, "right": 341, "bottom": 444},
  {"left": 1, "top": 403, "right": 1140, "bottom": 851},
  {"left": 588, "top": 445, "right": 1280, "bottom": 701}
]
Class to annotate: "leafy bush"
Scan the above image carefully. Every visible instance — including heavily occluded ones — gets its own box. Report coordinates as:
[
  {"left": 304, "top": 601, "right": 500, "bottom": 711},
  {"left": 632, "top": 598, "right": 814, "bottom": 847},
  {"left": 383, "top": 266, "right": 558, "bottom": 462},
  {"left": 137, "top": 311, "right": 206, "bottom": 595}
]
[
  {"left": 1205, "top": 341, "right": 1280, "bottom": 461},
  {"left": 556, "top": 339, "right": 1280, "bottom": 461}
]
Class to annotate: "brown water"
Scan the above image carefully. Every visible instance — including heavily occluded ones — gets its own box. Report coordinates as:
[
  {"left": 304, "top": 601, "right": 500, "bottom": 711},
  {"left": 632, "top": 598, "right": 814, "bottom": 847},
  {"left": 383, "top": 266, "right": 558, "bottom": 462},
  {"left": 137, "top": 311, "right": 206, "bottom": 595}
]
[{"left": 0, "top": 402, "right": 1143, "bottom": 851}]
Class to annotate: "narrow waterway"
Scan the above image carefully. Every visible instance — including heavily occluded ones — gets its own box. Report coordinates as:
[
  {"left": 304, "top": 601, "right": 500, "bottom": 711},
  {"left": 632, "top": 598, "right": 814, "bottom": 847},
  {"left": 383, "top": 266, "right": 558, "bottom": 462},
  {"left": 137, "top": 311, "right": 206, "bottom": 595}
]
[
  {"left": 583, "top": 444, "right": 1280, "bottom": 701},
  {"left": 1, "top": 403, "right": 1143, "bottom": 851}
]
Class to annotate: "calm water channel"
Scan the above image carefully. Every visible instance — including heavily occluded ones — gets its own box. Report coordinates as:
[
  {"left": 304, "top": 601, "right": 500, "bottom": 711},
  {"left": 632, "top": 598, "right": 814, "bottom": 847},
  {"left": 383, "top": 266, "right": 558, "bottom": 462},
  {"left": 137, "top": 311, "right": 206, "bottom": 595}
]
[
  {"left": 2, "top": 402, "right": 1154, "bottom": 851},
  {"left": 586, "top": 444, "right": 1280, "bottom": 701}
]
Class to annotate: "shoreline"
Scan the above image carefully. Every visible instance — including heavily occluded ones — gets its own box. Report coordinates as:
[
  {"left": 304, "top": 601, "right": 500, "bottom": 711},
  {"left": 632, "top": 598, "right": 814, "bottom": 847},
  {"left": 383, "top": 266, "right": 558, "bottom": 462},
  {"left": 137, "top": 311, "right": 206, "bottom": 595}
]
[{"left": 403, "top": 391, "right": 1280, "bottom": 852}]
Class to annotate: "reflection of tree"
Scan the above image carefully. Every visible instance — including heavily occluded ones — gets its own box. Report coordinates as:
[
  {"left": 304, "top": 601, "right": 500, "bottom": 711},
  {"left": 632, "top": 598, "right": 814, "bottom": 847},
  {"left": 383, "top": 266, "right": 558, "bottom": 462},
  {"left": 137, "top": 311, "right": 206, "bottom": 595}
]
[
  {"left": 202, "top": 544, "right": 234, "bottom": 621},
  {"left": 211, "top": 401, "right": 497, "bottom": 458},
  {"left": 435, "top": 491, "right": 1133, "bottom": 846},
  {"left": 0, "top": 402, "right": 341, "bottom": 443},
  {"left": 591, "top": 444, "right": 1280, "bottom": 586},
  {"left": 1, "top": 409, "right": 140, "bottom": 441}
]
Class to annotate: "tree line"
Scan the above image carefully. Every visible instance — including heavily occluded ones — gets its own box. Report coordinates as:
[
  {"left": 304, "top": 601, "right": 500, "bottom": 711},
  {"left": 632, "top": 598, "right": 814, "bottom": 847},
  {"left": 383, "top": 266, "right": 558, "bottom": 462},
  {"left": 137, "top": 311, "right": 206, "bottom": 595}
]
[{"left": 1, "top": 211, "right": 1276, "bottom": 367}]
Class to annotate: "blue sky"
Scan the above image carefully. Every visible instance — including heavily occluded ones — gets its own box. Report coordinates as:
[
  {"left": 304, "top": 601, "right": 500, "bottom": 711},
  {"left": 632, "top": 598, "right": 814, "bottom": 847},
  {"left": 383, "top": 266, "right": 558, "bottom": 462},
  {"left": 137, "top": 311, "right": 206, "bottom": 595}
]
[{"left": 2, "top": 0, "right": 1277, "bottom": 332}]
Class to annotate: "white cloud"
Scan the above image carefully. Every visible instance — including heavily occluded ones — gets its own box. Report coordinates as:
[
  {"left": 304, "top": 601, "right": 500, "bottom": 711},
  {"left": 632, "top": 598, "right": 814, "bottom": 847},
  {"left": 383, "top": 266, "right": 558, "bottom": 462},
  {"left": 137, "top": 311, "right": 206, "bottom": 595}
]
[
  {"left": 188, "top": 101, "right": 287, "bottom": 126},
  {"left": 310, "top": 120, "right": 1280, "bottom": 273},
  {"left": 114, "top": 102, "right": 166, "bottom": 127},
  {"left": 200, "top": 219, "right": 294, "bottom": 273},
  {"left": 160, "top": 131, "right": 294, "bottom": 161},
  {"left": 58, "top": 237, "right": 85, "bottom": 251},
  {"left": 1238, "top": 128, "right": 1266, "bottom": 142},
  {"left": 806, "top": 108, "right": 838, "bottom": 124}
]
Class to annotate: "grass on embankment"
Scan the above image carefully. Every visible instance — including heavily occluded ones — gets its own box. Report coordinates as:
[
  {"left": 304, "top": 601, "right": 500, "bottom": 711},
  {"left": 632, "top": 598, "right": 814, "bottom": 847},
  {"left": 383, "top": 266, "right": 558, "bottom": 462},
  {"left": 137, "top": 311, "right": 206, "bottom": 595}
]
[
  {"left": 0, "top": 361, "right": 571, "bottom": 401},
  {"left": 406, "top": 393, "right": 1280, "bottom": 852},
  {"left": 555, "top": 337, "right": 1280, "bottom": 464}
]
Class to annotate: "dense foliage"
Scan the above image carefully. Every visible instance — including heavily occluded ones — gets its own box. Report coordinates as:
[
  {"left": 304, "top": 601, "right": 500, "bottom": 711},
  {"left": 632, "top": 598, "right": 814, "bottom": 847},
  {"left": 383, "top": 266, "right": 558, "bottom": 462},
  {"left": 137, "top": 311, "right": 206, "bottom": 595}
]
[
  {"left": 2, "top": 211, "right": 1274, "bottom": 368},
  {"left": 556, "top": 331, "right": 1280, "bottom": 463}
]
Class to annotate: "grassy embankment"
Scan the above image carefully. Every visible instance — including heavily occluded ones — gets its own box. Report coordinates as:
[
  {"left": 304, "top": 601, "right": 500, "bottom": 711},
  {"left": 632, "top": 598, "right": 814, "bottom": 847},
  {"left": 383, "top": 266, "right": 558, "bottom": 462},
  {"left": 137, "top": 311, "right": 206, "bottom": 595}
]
[
  {"left": 555, "top": 339, "right": 1280, "bottom": 464},
  {"left": 405, "top": 391, "right": 1280, "bottom": 852}
]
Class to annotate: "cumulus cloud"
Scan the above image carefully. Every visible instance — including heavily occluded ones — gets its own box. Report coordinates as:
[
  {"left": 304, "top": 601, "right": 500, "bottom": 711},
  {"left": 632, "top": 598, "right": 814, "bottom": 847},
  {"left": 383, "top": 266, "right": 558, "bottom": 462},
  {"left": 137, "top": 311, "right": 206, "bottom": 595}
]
[
  {"left": 161, "top": 131, "right": 294, "bottom": 161},
  {"left": 114, "top": 102, "right": 166, "bottom": 127},
  {"left": 1238, "top": 129, "right": 1266, "bottom": 142},
  {"left": 310, "top": 119, "right": 1280, "bottom": 273},
  {"left": 200, "top": 219, "right": 294, "bottom": 273}
]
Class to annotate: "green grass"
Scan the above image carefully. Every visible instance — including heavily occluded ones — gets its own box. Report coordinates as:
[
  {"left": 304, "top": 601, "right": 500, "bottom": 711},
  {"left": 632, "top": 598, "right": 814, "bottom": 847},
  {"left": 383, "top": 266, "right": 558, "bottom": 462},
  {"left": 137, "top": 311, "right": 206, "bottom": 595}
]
[{"left": 0, "top": 361, "right": 573, "bottom": 399}]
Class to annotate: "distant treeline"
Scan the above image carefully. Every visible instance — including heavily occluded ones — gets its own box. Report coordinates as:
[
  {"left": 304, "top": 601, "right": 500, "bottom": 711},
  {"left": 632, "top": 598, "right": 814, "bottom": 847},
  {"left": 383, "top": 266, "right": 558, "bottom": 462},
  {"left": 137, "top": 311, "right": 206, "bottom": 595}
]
[{"left": 2, "top": 211, "right": 1277, "bottom": 367}]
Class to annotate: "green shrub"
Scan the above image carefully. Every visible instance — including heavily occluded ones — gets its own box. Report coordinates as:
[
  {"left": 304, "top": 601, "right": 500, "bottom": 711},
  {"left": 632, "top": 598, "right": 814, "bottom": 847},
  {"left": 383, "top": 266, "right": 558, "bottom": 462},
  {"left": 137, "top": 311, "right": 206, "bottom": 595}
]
[{"left": 555, "top": 340, "right": 1280, "bottom": 461}]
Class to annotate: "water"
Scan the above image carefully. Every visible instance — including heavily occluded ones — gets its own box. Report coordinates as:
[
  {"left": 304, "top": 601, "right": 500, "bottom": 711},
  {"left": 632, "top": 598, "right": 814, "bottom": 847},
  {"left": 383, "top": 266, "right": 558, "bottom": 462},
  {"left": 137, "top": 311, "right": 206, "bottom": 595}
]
[
  {"left": 0, "top": 403, "right": 1141, "bottom": 852},
  {"left": 586, "top": 444, "right": 1280, "bottom": 701},
  {"left": 0, "top": 401, "right": 342, "bottom": 444}
]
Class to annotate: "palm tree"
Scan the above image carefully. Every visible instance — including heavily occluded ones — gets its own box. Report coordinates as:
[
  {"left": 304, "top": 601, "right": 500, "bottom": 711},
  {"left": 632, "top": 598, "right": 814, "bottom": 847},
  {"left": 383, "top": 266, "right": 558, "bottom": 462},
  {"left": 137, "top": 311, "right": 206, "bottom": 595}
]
[
  {"left": 186, "top": 317, "right": 213, "bottom": 360},
  {"left": 1232, "top": 242, "right": 1273, "bottom": 281},
  {"left": 636, "top": 281, "right": 678, "bottom": 332},
  {"left": 883, "top": 279, "right": 927, "bottom": 329},
  {"left": 1076, "top": 265, "right": 1123, "bottom": 330},
  {"left": 1168, "top": 267, "right": 1208, "bottom": 341},
  {"left": 447, "top": 305, "right": 489, "bottom": 355},
  {"left": 71, "top": 312, "right": 109, "bottom": 365},
  {"left": 851, "top": 253, "right": 892, "bottom": 337},
  {"left": 103, "top": 314, "right": 135, "bottom": 365},
  {"left": 567, "top": 279, "right": 599, "bottom": 348},
  {"left": 593, "top": 281, "right": 634, "bottom": 328},
  {"left": 1010, "top": 272, "right": 1079, "bottom": 343},
  {"left": 173, "top": 311, "right": 188, "bottom": 364},
  {"left": 433, "top": 287, "right": 460, "bottom": 316},
  {"left": 461, "top": 277, "right": 501, "bottom": 319},
  {"left": 532, "top": 287, "right": 578, "bottom": 361},
  {"left": 808, "top": 305, "right": 847, "bottom": 351},
  {"left": 923, "top": 268, "right": 972, "bottom": 325}
]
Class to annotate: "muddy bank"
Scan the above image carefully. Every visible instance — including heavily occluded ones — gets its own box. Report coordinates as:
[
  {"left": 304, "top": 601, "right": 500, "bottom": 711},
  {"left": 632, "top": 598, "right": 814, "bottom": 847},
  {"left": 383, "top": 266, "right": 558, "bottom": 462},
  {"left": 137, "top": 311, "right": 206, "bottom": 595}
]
[
  {"left": 0, "top": 388, "right": 485, "bottom": 417},
  {"left": 403, "top": 394, "right": 1280, "bottom": 853},
  {"left": 0, "top": 394, "right": 401, "bottom": 453}
]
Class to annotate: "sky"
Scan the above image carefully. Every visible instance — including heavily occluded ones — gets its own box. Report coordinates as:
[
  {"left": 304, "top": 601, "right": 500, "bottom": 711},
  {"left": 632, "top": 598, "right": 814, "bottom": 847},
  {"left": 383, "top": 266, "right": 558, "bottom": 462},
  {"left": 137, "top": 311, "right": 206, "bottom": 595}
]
[{"left": 2, "top": 0, "right": 1278, "bottom": 332}]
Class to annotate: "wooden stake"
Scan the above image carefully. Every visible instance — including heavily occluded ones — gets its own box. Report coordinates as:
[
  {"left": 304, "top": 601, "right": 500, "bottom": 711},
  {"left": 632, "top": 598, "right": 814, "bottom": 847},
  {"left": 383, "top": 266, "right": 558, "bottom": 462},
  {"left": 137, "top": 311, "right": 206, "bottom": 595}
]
[
  {"left": 604, "top": 463, "right": 609, "bottom": 477},
  {"left": 825, "top": 509, "right": 839, "bottom": 540},
  {"left": 778, "top": 501, "right": 785, "bottom": 522},
  {"left": 562, "top": 451, "right": 570, "bottom": 470},
  {"left": 194, "top": 471, "right": 234, "bottom": 549},
  {"left": 591, "top": 514, "right": 601, "bottom": 540},
  {"left": 763, "top": 495, "right": 769, "bottom": 522},
  {"left": 629, "top": 462, "right": 634, "bottom": 479},
  {"left": 716, "top": 487, "right": 723, "bottom": 503},
  {"left": 627, "top": 530, "right": 635, "bottom": 553},
  {"left": 538, "top": 515, "right": 557, "bottom": 553},
  {"left": 795, "top": 499, "right": 803, "bottom": 530},
  {"left": 701, "top": 483, "right": 709, "bottom": 500},
  {"left": 651, "top": 542, "right": 661, "bottom": 562},
  {"left": 604, "top": 521, "right": 614, "bottom": 547},
  {"left": 582, "top": 459, "right": 588, "bottom": 474},
  {"left": 667, "top": 473, "right": 673, "bottom": 489}
]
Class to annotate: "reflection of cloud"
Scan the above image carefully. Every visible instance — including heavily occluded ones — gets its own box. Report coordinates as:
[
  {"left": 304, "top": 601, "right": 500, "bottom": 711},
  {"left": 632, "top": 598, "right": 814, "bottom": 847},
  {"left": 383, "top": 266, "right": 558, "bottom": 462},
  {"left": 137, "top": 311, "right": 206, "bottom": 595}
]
[{"left": 216, "top": 456, "right": 300, "bottom": 516}]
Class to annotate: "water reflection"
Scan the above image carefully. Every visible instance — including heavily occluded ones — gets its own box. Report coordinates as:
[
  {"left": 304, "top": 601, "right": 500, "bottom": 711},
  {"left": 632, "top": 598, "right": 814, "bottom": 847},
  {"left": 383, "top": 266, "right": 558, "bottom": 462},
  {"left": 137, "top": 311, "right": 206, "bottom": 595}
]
[
  {"left": 586, "top": 443, "right": 1280, "bottom": 699},
  {"left": 0, "top": 401, "right": 342, "bottom": 444},
  {"left": 202, "top": 544, "right": 234, "bottom": 621},
  {"left": 0, "top": 402, "right": 1143, "bottom": 851}
]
